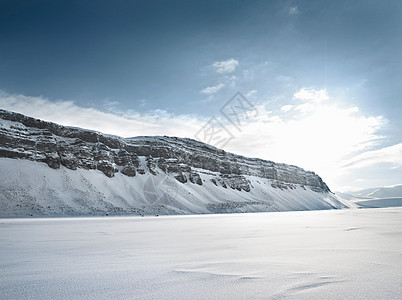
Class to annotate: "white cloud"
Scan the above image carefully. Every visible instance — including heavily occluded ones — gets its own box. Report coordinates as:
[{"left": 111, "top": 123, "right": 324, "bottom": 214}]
[
  {"left": 223, "top": 75, "right": 237, "bottom": 88},
  {"left": 221, "top": 92, "right": 385, "bottom": 191},
  {"left": 342, "top": 143, "right": 402, "bottom": 169},
  {"left": 212, "top": 59, "right": 239, "bottom": 74},
  {"left": 294, "top": 88, "right": 329, "bottom": 103},
  {"left": 289, "top": 6, "right": 299, "bottom": 15},
  {"left": 280, "top": 105, "right": 294, "bottom": 112},
  {"left": 225, "top": 103, "right": 383, "bottom": 172},
  {"left": 139, "top": 99, "right": 147, "bottom": 107},
  {"left": 200, "top": 83, "right": 225, "bottom": 95},
  {"left": 0, "top": 89, "right": 392, "bottom": 191},
  {"left": 0, "top": 90, "right": 203, "bottom": 138},
  {"left": 103, "top": 99, "right": 120, "bottom": 109},
  {"left": 294, "top": 102, "right": 315, "bottom": 113},
  {"left": 245, "top": 90, "right": 258, "bottom": 97},
  {"left": 347, "top": 106, "right": 359, "bottom": 114}
]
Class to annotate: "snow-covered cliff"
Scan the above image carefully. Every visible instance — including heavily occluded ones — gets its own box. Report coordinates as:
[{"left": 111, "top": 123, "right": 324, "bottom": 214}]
[{"left": 0, "top": 109, "right": 348, "bottom": 216}]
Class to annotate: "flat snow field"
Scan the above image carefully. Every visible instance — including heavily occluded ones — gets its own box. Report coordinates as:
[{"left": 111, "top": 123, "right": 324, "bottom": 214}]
[{"left": 1, "top": 208, "right": 402, "bottom": 299}]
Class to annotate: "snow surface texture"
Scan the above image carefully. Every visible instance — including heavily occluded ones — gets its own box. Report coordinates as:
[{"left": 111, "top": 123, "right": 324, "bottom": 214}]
[
  {"left": 1, "top": 208, "right": 401, "bottom": 299},
  {"left": 0, "top": 158, "right": 347, "bottom": 217}
]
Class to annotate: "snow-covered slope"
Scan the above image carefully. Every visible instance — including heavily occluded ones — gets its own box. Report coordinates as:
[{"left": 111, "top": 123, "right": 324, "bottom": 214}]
[
  {"left": 353, "top": 185, "right": 402, "bottom": 199},
  {"left": 335, "top": 185, "right": 402, "bottom": 208},
  {"left": 0, "top": 158, "right": 347, "bottom": 217},
  {"left": 0, "top": 109, "right": 348, "bottom": 216}
]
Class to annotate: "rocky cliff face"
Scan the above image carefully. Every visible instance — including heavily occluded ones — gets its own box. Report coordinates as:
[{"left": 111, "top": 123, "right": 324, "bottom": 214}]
[
  {"left": 0, "top": 109, "right": 343, "bottom": 217},
  {"left": 0, "top": 109, "right": 329, "bottom": 192}
]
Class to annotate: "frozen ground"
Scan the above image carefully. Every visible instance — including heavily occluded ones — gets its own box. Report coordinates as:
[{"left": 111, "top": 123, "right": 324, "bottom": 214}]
[{"left": 1, "top": 208, "right": 402, "bottom": 299}]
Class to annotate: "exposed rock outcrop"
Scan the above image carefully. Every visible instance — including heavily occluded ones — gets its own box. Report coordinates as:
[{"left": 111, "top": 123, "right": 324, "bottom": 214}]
[
  {"left": 0, "top": 109, "right": 330, "bottom": 192},
  {"left": 189, "top": 173, "right": 203, "bottom": 185}
]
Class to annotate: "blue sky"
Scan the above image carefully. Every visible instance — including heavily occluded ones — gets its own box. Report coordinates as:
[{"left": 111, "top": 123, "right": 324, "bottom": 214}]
[{"left": 0, "top": 0, "right": 401, "bottom": 191}]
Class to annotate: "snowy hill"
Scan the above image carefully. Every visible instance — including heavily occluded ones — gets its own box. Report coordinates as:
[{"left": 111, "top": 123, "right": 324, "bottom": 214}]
[
  {"left": 0, "top": 109, "right": 349, "bottom": 217},
  {"left": 352, "top": 184, "right": 402, "bottom": 198},
  {"left": 335, "top": 185, "right": 402, "bottom": 208}
]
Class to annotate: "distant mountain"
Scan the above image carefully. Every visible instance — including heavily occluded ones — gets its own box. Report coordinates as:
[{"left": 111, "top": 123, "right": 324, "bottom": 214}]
[
  {"left": 355, "top": 185, "right": 402, "bottom": 198},
  {"left": 335, "top": 185, "right": 402, "bottom": 208},
  {"left": 337, "top": 185, "right": 402, "bottom": 199},
  {"left": 0, "top": 109, "right": 349, "bottom": 217}
]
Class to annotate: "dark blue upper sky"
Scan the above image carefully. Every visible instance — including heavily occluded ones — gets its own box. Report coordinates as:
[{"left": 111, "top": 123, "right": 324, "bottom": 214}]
[{"left": 1, "top": 0, "right": 401, "bottom": 119}]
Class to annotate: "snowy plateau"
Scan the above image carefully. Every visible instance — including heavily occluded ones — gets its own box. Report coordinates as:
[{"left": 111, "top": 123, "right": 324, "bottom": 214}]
[{"left": 1, "top": 209, "right": 402, "bottom": 299}]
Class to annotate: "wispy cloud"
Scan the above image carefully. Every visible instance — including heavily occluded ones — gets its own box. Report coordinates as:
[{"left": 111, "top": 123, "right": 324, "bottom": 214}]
[
  {"left": 293, "top": 88, "right": 329, "bottom": 103},
  {"left": 200, "top": 83, "right": 225, "bottom": 95},
  {"left": 289, "top": 6, "right": 299, "bottom": 15},
  {"left": 342, "top": 143, "right": 402, "bottom": 169},
  {"left": 280, "top": 104, "right": 293, "bottom": 112},
  {"left": 245, "top": 90, "right": 258, "bottom": 97},
  {"left": 139, "top": 99, "right": 147, "bottom": 107},
  {"left": 0, "top": 90, "right": 203, "bottom": 138},
  {"left": 213, "top": 59, "right": 239, "bottom": 74}
]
